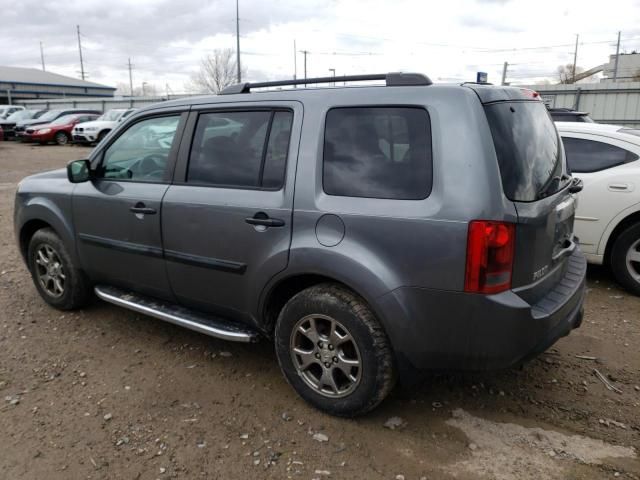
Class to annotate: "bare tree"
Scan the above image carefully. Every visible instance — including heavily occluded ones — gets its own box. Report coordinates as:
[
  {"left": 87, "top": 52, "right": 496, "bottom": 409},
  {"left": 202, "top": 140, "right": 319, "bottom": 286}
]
[
  {"left": 557, "top": 63, "right": 584, "bottom": 84},
  {"left": 189, "top": 49, "right": 243, "bottom": 94}
]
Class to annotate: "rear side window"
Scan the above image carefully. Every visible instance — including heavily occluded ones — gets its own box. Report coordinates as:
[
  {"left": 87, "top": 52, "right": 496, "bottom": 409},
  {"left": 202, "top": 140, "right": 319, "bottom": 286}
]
[
  {"left": 484, "top": 101, "right": 566, "bottom": 202},
  {"left": 188, "top": 110, "right": 293, "bottom": 189},
  {"left": 323, "top": 107, "right": 432, "bottom": 200},
  {"left": 563, "top": 137, "right": 639, "bottom": 173}
]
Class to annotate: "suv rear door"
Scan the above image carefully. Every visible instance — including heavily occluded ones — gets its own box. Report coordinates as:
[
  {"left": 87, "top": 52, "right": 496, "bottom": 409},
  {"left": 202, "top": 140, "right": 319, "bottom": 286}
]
[
  {"left": 482, "top": 96, "right": 576, "bottom": 298},
  {"left": 161, "top": 101, "right": 301, "bottom": 325}
]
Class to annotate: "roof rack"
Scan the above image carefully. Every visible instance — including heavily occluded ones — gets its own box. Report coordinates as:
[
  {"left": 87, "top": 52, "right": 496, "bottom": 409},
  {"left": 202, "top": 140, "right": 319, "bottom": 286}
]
[{"left": 219, "top": 72, "right": 432, "bottom": 95}]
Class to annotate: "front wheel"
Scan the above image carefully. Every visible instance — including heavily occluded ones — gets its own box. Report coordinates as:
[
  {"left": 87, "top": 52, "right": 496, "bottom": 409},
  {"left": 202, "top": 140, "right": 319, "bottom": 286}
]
[
  {"left": 275, "top": 284, "right": 396, "bottom": 417},
  {"left": 27, "top": 228, "right": 92, "bottom": 310},
  {"left": 54, "top": 132, "right": 69, "bottom": 145},
  {"left": 610, "top": 222, "right": 640, "bottom": 296}
]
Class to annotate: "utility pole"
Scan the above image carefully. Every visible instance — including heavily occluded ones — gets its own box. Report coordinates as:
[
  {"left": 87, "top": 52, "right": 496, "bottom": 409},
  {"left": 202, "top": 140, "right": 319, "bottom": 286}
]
[
  {"left": 39, "top": 42, "right": 46, "bottom": 71},
  {"left": 329, "top": 68, "right": 336, "bottom": 86},
  {"left": 572, "top": 34, "right": 579, "bottom": 84},
  {"left": 77, "top": 25, "right": 85, "bottom": 81},
  {"left": 501, "top": 61, "right": 508, "bottom": 86},
  {"left": 127, "top": 58, "right": 134, "bottom": 96},
  {"left": 293, "top": 40, "right": 297, "bottom": 81},
  {"left": 614, "top": 30, "right": 621, "bottom": 81},
  {"left": 235, "top": 0, "right": 241, "bottom": 83},
  {"left": 300, "top": 50, "right": 309, "bottom": 85}
]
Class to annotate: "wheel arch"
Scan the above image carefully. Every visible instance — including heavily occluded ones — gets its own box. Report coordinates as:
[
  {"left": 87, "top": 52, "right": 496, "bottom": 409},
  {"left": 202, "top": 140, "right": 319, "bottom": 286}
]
[
  {"left": 601, "top": 207, "right": 640, "bottom": 265},
  {"left": 17, "top": 198, "right": 78, "bottom": 265}
]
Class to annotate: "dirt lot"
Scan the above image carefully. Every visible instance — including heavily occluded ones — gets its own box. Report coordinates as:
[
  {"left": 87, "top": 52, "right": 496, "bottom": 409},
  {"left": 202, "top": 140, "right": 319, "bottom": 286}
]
[{"left": 0, "top": 140, "right": 638, "bottom": 480}]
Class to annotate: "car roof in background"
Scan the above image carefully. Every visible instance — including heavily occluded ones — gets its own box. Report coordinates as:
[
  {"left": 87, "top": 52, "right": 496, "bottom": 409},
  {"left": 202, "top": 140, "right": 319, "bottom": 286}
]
[{"left": 555, "top": 122, "right": 640, "bottom": 143}]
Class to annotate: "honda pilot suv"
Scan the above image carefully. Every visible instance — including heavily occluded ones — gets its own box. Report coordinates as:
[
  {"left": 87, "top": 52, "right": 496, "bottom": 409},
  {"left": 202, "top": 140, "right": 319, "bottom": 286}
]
[{"left": 14, "top": 73, "right": 586, "bottom": 416}]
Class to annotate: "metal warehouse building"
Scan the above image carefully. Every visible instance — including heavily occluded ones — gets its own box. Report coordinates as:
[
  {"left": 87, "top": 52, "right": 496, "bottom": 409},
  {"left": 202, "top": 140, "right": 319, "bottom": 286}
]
[{"left": 0, "top": 66, "right": 115, "bottom": 104}]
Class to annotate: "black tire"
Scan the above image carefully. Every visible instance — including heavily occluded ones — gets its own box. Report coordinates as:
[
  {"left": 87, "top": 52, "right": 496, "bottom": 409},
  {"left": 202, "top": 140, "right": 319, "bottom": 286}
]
[
  {"left": 54, "top": 132, "right": 69, "bottom": 146},
  {"left": 275, "top": 283, "right": 396, "bottom": 417},
  {"left": 27, "top": 228, "right": 92, "bottom": 310},
  {"left": 610, "top": 223, "right": 640, "bottom": 296},
  {"left": 97, "top": 130, "right": 109, "bottom": 143}
]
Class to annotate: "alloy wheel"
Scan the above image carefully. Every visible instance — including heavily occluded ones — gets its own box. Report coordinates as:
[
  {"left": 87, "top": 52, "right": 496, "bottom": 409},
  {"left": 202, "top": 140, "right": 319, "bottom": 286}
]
[
  {"left": 625, "top": 238, "right": 640, "bottom": 283},
  {"left": 34, "top": 244, "right": 66, "bottom": 298},
  {"left": 290, "top": 314, "right": 362, "bottom": 398}
]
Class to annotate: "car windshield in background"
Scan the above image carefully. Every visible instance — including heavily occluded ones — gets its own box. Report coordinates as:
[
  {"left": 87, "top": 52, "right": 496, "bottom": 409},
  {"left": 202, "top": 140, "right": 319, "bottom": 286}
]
[
  {"left": 99, "top": 110, "right": 123, "bottom": 122},
  {"left": 6, "top": 110, "right": 33, "bottom": 122},
  {"left": 485, "top": 101, "right": 566, "bottom": 202},
  {"left": 33, "top": 110, "right": 48, "bottom": 119},
  {"left": 36, "top": 110, "right": 63, "bottom": 122},
  {"left": 51, "top": 115, "right": 78, "bottom": 126}
]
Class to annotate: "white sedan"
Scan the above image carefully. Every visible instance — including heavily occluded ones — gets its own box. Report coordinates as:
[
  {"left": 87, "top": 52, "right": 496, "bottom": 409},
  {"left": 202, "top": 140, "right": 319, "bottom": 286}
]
[{"left": 556, "top": 122, "right": 640, "bottom": 294}]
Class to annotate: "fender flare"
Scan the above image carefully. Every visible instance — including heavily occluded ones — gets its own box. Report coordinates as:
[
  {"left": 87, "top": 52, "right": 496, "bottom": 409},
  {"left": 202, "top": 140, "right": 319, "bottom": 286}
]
[{"left": 597, "top": 202, "right": 640, "bottom": 256}]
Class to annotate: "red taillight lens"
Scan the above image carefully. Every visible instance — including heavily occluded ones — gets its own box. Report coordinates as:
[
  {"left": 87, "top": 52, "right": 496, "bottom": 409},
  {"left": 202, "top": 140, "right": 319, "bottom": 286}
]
[
  {"left": 520, "top": 88, "right": 541, "bottom": 100},
  {"left": 464, "top": 220, "right": 515, "bottom": 294}
]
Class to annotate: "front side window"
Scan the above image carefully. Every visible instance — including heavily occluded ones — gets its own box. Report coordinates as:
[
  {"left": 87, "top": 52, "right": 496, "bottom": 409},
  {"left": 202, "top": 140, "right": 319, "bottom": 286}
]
[
  {"left": 323, "top": 107, "right": 432, "bottom": 200},
  {"left": 188, "top": 110, "right": 293, "bottom": 189},
  {"left": 563, "top": 137, "right": 639, "bottom": 173},
  {"left": 98, "top": 115, "right": 180, "bottom": 182}
]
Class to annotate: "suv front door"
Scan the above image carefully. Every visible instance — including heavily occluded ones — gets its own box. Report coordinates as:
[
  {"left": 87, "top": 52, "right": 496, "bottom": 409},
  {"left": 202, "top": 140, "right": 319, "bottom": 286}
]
[
  {"left": 73, "top": 112, "right": 187, "bottom": 300},
  {"left": 161, "top": 103, "right": 301, "bottom": 325}
]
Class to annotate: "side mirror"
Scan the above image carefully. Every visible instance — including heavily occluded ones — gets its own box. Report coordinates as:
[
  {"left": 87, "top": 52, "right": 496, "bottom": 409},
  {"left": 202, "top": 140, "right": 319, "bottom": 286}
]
[
  {"left": 67, "top": 159, "right": 92, "bottom": 183},
  {"left": 568, "top": 177, "right": 583, "bottom": 194}
]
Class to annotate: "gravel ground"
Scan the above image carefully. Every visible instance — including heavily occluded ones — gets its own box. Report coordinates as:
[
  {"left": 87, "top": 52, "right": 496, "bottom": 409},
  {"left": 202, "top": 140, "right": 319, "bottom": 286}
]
[{"left": 0, "top": 140, "right": 639, "bottom": 480}]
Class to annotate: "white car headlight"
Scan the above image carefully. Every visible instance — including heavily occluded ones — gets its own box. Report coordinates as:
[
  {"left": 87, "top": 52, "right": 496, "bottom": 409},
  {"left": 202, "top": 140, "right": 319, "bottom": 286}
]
[{"left": 37, "top": 128, "right": 51, "bottom": 135}]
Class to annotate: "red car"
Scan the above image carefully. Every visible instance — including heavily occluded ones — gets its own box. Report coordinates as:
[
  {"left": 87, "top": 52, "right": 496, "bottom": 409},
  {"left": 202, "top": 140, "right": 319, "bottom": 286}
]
[
  {"left": 24, "top": 113, "right": 100, "bottom": 145},
  {"left": 0, "top": 125, "right": 3, "bottom": 141}
]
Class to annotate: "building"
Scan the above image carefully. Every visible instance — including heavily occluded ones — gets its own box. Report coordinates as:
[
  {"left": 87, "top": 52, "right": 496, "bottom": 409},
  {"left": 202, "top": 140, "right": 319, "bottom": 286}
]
[
  {"left": 602, "top": 52, "right": 640, "bottom": 82},
  {"left": 0, "top": 66, "right": 115, "bottom": 104}
]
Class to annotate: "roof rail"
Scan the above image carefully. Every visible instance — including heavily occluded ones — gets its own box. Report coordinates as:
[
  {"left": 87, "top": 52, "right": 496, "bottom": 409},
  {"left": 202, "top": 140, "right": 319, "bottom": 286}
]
[{"left": 219, "top": 72, "right": 432, "bottom": 95}]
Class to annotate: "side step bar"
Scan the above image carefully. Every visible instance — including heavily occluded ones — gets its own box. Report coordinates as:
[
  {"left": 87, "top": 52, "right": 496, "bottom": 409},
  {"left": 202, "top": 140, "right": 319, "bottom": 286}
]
[{"left": 94, "top": 285, "right": 259, "bottom": 343}]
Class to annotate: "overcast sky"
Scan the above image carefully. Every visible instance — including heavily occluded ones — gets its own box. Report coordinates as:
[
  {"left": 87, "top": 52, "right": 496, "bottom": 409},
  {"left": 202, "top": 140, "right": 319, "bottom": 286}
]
[{"left": 2, "top": 0, "right": 640, "bottom": 92}]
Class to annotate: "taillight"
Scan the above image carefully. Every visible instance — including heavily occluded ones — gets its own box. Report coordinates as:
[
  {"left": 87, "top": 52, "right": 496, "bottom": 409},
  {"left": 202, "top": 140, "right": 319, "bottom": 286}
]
[
  {"left": 464, "top": 220, "right": 515, "bottom": 294},
  {"left": 520, "top": 88, "right": 541, "bottom": 100}
]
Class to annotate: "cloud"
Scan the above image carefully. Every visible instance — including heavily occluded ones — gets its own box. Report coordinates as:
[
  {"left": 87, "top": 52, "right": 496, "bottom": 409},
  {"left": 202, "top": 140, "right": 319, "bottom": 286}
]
[{"left": 1, "top": 0, "right": 639, "bottom": 90}]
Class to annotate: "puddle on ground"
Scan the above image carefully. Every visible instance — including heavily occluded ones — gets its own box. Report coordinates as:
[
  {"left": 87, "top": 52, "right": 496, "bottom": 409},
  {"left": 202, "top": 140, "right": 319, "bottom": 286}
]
[{"left": 445, "top": 408, "right": 636, "bottom": 480}]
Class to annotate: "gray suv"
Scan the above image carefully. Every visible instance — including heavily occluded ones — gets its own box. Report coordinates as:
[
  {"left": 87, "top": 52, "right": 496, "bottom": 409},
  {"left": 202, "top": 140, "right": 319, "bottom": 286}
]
[{"left": 14, "top": 73, "right": 586, "bottom": 416}]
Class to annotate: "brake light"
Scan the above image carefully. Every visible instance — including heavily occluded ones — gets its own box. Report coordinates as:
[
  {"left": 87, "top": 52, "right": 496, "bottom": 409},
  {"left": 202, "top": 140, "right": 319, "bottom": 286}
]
[
  {"left": 464, "top": 220, "right": 515, "bottom": 294},
  {"left": 520, "top": 88, "right": 541, "bottom": 100}
]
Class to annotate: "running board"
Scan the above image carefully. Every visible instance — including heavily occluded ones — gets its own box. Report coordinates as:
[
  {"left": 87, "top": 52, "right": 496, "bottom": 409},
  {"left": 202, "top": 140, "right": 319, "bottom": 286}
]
[{"left": 94, "top": 285, "right": 259, "bottom": 343}]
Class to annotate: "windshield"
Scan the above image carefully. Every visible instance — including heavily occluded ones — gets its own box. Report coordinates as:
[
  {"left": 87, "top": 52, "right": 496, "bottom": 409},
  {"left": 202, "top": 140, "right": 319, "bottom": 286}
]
[
  {"left": 98, "top": 110, "right": 123, "bottom": 121},
  {"left": 485, "top": 101, "right": 568, "bottom": 202},
  {"left": 6, "top": 110, "right": 33, "bottom": 122},
  {"left": 51, "top": 115, "right": 78, "bottom": 126},
  {"left": 36, "top": 110, "right": 63, "bottom": 122},
  {"left": 33, "top": 110, "right": 48, "bottom": 119}
]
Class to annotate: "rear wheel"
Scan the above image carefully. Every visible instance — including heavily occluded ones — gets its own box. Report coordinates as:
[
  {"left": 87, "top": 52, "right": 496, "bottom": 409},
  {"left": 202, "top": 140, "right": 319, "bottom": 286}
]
[
  {"left": 97, "top": 130, "right": 109, "bottom": 143},
  {"left": 27, "top": 228, "right": 92, "bottom": 310},
  {"left": 54, "top": 132, "right": 69, "bottom": 145},
  {"left": 274, "top": 284, "right": 396, "bottom": 417},
  {"left": 610, "top": 222, "right": 640, "bottom": 296}
]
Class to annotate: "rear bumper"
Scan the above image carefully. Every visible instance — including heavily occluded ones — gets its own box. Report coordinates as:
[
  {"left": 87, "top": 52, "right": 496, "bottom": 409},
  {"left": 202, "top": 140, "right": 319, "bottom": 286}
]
[{"left": 377, "top": 248, "right": 586, "bottom": 373}]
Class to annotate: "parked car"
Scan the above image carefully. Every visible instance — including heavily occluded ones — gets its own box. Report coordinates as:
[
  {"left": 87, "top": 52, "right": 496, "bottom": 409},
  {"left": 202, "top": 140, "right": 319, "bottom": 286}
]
[
  {"left": 0, "top": 105, "right": 25, "bottom": 119},
  {"left": 14, "top": 73, "right": 586, "bottom": 416},
  {"left": 549, "top": 108, "right": 594, "bottom": 123},
  {"left": 15, "top": 109, "right": 101, "bottom": 140},
  {"left": 23, "top": 113, "right": 101, "bottom": 145},
  {"left": 0, "top": 124, "right": 3, "bottom": 140},
  {"left": 0, "top": 110, "right": 47, "bottom": 140},
  {"left": 72, "top": 108, "right": 136, "bottom": 145},
  {"left": 557, "top": 122, "right": 640, "bottom": 295}
]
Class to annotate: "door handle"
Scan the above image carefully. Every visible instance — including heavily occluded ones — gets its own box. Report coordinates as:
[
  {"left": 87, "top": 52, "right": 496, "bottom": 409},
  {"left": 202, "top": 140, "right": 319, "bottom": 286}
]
[
  {"left": 245, "top": 212, "right": 285, "bottom": 227},
  {"left": 608, "top": 183, "right": 630, "bottom": 192},
  {"left": 130, "top": 202, "right": 157, "bottom": 215}
]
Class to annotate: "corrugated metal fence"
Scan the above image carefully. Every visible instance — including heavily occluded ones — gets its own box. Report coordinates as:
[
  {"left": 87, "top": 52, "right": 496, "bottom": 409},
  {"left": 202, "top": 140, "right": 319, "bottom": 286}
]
[
  {"left": 17, "top": 82, "right": 640, "bottom": 127},
  {"left": 524, "top": 81, "right": 640, "bottom": 127}
]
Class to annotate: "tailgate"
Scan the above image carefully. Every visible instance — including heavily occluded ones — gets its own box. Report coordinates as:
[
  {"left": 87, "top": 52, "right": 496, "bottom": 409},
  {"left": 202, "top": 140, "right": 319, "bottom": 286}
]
[{"left": 511, "top": 188, "right": 577, "bottom": 293}]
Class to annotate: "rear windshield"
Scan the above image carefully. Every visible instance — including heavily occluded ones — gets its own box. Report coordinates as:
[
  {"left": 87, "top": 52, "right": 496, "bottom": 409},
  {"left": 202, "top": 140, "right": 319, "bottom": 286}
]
[{"left": 485, "top": 101, "right": 567, "bottom": 202}]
